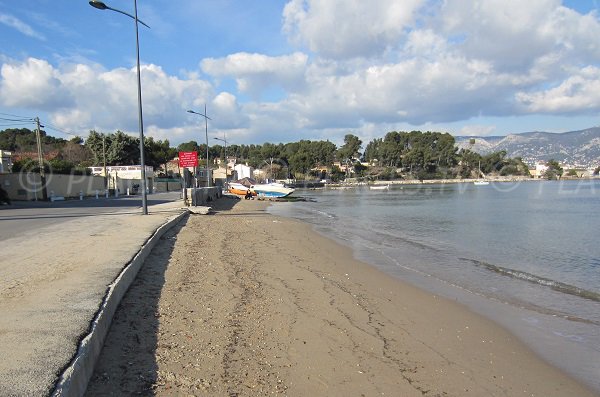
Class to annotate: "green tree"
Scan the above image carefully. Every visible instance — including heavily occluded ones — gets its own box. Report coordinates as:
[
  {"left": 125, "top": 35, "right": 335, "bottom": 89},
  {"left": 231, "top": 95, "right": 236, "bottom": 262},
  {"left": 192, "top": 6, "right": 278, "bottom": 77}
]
[
  {"left": 329, "top": 165, "right": 345, "bottom": 182},
  {"left": 177, "top": 141, "right": 200, "bottom": 153},
  {"left": 84, "top": 130, "right": 106, "bottom": 165},
  {"left": 544, "top": 159, "right": 563, "bottom": 180},
  {"left": 145, "top": 138, "right": 177, "bottom": 169},
  {"left": 337, "top": 134, "right": 362, "bottom": 162},
  {"left": 363, "top": 138, "right": 382, "bottom": 164},
  {"left": 108, "top": 131, "right": 139, "bottom": 165}
]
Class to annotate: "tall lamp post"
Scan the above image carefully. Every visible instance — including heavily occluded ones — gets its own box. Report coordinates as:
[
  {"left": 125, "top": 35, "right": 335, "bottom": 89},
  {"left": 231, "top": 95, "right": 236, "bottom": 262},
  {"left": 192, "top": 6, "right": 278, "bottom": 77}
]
[
  {"left": 214, "top": 135, "right": 227, "bottom": 184},
  {"left": 89, "top": 0, "right": 150, "bottom": 214},
  {"left": 187, "top": 106, "right": 212, "bottom": 187}
]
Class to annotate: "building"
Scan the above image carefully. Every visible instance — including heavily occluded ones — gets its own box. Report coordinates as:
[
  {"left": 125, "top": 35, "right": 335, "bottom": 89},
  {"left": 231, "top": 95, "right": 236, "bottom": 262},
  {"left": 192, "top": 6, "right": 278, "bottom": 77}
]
[
  {"left": 0, "top": 150, "right": 12, "bottom": 174},
  {"left": 88, "top": 165, "right": 154, "bottom": 193},
  {"left": 233, "top": 164, "right": 253, "bottom": 180},
  {"left": 529, "top": 162, "right": 549, "bottom": 179}
]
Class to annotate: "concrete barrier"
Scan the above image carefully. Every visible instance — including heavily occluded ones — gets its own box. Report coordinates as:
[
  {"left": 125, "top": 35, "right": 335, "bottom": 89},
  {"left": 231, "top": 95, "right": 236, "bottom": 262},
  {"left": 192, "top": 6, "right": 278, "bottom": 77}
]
[{"left": 184, "top": 186, "right": 221, "bottom": 206}]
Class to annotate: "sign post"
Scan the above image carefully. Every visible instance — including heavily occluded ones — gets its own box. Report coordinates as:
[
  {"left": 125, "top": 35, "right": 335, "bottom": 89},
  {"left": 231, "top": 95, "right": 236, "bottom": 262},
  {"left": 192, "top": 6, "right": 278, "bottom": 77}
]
[{"left": 179, "top": 152, "right": 198, "bottom": 206}]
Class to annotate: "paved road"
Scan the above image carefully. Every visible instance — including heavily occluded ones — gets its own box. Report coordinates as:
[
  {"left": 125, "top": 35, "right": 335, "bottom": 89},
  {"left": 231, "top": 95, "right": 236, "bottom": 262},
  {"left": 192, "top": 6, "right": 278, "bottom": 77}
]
[
  {"left": 0, "top": 191, "right": 183, "bottom": 241},
  {"left": 0, "top": 192, "right": 188, "bottom": 396}
]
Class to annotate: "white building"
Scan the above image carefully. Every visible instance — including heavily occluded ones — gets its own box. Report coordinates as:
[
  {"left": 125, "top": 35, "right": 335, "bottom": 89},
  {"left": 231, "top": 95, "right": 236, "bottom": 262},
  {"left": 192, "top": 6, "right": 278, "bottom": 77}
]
[
  {"left": 88, "top": 165, "right": 154, "bottom": 193},
  {"left": 532, "top": 161, "right": 549, "bottom": 178},
  {"left": 0, "top": 150, "right": 12, "bottom": 174},
  {"left": 234, "top": 164, "right": 253, "bottom": 180}
]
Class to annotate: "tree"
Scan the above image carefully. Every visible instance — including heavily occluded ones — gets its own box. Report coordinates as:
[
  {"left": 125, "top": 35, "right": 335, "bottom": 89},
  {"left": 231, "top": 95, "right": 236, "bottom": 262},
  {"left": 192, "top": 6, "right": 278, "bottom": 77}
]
[
  {"left": 363, "top": 138, "right": 382, "bottom": 164},
  {"left": 145, "top": 138, "right": 177, "bottom": 169},
  {"left": 61, "top": 138, "right": 92, "bottom": 166},
  {"left": 108, "top": 131, "right": 139, "bottom": 165},
  {"left": 329, "top": 165, "right": 345, "bottom": 182},
  {"left": 177, "top": 141, "right": 200, "bottom": 153},
  {"left": 544, "top": 159, "right": 563, "bottom": 180},
  {"left": 337, "top": 134, "right": 362, "bottom": 162},
  {"left": 84, "top": 130, "right": 106, "bottom": 166},
  {"left": 0, "top": 127, "right": 67, "bottom": 152}
]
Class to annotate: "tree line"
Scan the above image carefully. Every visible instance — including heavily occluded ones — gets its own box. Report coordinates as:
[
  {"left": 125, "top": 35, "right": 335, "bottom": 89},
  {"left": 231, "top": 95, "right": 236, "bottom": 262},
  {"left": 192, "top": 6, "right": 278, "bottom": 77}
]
[{"left": 1, "top": 127, "right": 531, "bottom": 180}]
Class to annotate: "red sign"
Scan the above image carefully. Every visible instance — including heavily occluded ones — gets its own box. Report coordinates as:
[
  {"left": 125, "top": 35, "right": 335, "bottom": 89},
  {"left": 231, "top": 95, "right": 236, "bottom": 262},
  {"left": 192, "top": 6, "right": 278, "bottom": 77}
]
[{"left": 178, "top": 151, "right": 198, "bottom": 167}]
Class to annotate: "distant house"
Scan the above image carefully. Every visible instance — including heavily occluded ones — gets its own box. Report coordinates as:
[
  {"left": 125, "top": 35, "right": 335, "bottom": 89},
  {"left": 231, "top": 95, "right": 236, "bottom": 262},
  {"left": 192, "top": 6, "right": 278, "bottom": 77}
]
[
  {"left": 233, "top": 164, "right": 253, "bottom": 180},
  {"left": 530, "top": 162, "right": 549, "bottom": 179},
  {"left": 88, "top": 165, "right": 154, "bottom": 193},
  {"left": 213, "top": 166, "right": 233, "bottom": 186},
  {"left": 0, "top": 150, "right": 12, "bottom": 174},
  {"left": 253, "top": 168, "right": 267, "bottom": 181}
]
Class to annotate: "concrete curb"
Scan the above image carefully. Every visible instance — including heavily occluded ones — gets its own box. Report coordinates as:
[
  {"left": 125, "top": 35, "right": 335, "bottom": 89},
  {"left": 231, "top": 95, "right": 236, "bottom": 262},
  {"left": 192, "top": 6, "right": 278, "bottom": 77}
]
[{"left": 50, "top": 209, "right": 190, "bottom": 397}]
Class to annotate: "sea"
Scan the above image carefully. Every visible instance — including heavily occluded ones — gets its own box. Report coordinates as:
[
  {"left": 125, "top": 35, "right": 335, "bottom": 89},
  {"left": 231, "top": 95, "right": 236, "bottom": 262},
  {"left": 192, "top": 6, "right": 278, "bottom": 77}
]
[{"left": 268, "top": 179, "right": 600, "bottom": 392}]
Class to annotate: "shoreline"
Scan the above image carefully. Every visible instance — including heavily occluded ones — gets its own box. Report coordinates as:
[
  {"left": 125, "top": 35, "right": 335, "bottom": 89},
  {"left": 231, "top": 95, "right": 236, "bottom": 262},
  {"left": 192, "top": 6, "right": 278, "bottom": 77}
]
[{"left": 86, "top": 198, "right": 598, "bottom": 396}]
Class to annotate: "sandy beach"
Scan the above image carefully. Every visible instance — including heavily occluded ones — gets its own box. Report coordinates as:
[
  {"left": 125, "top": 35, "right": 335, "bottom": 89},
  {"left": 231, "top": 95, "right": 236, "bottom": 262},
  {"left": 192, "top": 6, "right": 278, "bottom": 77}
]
[{"left": 85, "top": 197, "right": 598, "bottom": 396}]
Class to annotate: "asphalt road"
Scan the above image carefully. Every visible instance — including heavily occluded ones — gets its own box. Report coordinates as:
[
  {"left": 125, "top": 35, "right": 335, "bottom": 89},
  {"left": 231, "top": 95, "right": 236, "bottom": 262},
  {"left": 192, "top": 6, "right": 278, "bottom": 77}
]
[{"left": 0, "top": 191, "right": 183, "bottom": 241}]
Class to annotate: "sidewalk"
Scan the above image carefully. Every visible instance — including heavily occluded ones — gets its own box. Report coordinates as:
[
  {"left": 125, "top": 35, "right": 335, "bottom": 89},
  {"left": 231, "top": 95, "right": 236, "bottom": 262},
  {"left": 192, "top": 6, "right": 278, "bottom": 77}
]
[{"left": 0, "top": 198, "right": 190, "bottom": 396}]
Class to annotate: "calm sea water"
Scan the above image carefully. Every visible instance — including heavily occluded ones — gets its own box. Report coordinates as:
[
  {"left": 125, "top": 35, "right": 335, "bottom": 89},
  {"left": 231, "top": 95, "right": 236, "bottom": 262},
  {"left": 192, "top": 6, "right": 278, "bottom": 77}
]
[{"left": 269, "top": 180, "right": 600, "bottom": 391}]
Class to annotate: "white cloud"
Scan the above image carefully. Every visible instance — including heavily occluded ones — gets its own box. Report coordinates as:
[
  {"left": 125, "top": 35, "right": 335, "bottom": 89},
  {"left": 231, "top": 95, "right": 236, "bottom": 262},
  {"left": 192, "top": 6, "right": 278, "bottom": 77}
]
[
  {"left": 0, "top": 58, "right": 72, "bottom": 109},
  {"left": 283, "top": 0, "right": 424, "bottom": 59},
  {"left": 439, "top": 0, "right": 600, "bottom": 73},
  {"left": 210, "top": 92, "right": 249, "bottom": 129},
  {"left": 0, "top": 13, "right": 45, "bottom": 40},
  {"left": 201, "top": 52, "right": 308, "bottom": 97},
  {"left": 515, "top": 66, "right": 600, "bottom": 113},
  {"left": 0, "top": 57, "right": 213, "bottom": 138}
]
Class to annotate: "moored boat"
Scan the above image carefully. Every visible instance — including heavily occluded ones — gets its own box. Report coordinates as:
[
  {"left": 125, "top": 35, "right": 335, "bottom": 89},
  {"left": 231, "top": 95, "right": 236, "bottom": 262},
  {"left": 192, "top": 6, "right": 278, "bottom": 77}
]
[
  {"left": 251, "top": 183, "right": 295, "bottom": 198},
  {"left": 369, "top": 184, "right": 389, "bottom": 190},
  {"left": 228, "top": 182, "right": 255, "bottom": 196}
]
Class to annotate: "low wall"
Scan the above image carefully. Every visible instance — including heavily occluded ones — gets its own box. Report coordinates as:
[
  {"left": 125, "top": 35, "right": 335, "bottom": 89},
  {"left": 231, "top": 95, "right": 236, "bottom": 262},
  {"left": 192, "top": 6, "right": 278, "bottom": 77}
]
[
  {"left": 154, "top": 181, "right": 182, "bottom": 193},
  {"left": 0, "top": 173, "right": 106, "bottom": 200},
  {"left": 184, "top": 187, "right": 221, "bottom": 206},
  {"left": 0, "top": 173, "right": 161, "bottom": 201}
]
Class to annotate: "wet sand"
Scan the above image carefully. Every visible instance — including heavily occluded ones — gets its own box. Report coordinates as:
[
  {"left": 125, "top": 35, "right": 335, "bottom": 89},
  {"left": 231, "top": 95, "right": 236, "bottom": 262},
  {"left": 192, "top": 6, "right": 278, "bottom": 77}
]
[{"left": 86, "top": 197, "right": 598, "bottom": 396}]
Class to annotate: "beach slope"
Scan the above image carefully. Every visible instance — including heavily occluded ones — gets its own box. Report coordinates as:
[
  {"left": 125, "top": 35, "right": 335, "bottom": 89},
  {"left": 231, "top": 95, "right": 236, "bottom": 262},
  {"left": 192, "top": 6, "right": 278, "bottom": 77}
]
[{"left": 86, "top": 198, "right": 597, "bottom": 396}]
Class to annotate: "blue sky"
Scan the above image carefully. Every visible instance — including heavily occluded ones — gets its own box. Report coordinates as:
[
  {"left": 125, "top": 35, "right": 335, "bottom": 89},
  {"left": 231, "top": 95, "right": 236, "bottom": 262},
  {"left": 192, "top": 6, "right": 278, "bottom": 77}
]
[{"left": 1, "top": 0, "right": 599, "bottom": 147}]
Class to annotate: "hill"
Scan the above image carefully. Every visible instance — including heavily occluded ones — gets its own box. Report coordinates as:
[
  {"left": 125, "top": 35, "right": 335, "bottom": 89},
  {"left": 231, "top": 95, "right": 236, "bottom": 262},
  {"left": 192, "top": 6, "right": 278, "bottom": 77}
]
[{"left": 455, "top": 127, "right": 600, "bottom": 168}]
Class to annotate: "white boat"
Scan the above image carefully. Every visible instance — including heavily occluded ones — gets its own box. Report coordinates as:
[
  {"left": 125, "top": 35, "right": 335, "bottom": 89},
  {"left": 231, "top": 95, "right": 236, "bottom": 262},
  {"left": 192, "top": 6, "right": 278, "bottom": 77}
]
[
  {"left": 251, "top": 183, "right": 295, "bottom": 198},
  {"left": 369, "top": 184, "right": 390, "bottom": 190}
]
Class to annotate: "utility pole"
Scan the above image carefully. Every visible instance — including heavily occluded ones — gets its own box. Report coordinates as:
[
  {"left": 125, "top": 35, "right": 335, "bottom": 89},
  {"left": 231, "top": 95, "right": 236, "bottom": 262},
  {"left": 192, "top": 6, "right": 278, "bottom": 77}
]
[
  {"left": 35, "top": 117, "right": 48, "bottom": 200},
  {"left": 102, "top": 134, "right": 108, "bottom": 190}
]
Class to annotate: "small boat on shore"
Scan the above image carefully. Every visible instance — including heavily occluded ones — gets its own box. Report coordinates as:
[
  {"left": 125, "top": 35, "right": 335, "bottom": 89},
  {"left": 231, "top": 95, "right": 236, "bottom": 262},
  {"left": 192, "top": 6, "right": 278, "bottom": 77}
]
[
  {"left": 370, "top": 184, "right": 390, "bottom": 190},
  {"left": 228, "top": 182, "right": 255, "bottom": 196},
  {"left": 251, "top": 183, "right": 295, "bottom": 198}
]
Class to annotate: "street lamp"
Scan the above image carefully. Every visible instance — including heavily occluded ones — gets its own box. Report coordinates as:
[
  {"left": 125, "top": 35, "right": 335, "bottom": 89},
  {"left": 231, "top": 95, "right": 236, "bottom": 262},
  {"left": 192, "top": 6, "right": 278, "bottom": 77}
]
[
  {"left": 187, "top": 106, "right": 211, "bottom": 187},
  {"left": 214, "top": 135, "right": 228, "bottom": 184},
  {"left": 89, "top": 0, "right": 150, "bottom": 214}
]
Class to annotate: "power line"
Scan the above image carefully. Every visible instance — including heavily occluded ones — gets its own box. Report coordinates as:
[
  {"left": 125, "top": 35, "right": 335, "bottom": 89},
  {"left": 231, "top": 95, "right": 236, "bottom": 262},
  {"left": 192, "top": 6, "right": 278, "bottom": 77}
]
[
  {"left": 0, "top": 112, "right": 35, "bottom": 119},
  {"left": 44, "top": 123, "right": 82, "bottom": 138},
  {"left": 0, "top": 117, "right": 35, "bottom": 123},
  {"left": 0, "top": 122, "right": 36, "bottom": 127}
]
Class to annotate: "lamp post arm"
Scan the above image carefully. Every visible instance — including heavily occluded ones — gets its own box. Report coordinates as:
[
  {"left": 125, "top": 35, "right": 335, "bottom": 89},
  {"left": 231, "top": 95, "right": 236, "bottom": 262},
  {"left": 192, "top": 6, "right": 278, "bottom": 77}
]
[{"left": 91, "top": 2, "right": 151, "bottom": 28}]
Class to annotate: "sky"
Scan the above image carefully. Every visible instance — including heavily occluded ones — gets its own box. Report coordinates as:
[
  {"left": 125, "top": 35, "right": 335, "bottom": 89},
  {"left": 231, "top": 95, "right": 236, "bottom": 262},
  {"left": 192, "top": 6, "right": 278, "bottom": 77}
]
[{"left": 1, "top": 0, "right": 599, "bottom": 148}]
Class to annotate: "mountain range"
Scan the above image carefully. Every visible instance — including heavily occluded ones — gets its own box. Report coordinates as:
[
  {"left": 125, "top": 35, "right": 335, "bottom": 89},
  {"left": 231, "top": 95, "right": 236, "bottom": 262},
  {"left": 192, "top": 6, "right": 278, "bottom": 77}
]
[{"left": 455, "top": 127, "right": 600, "bottom": 168}]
